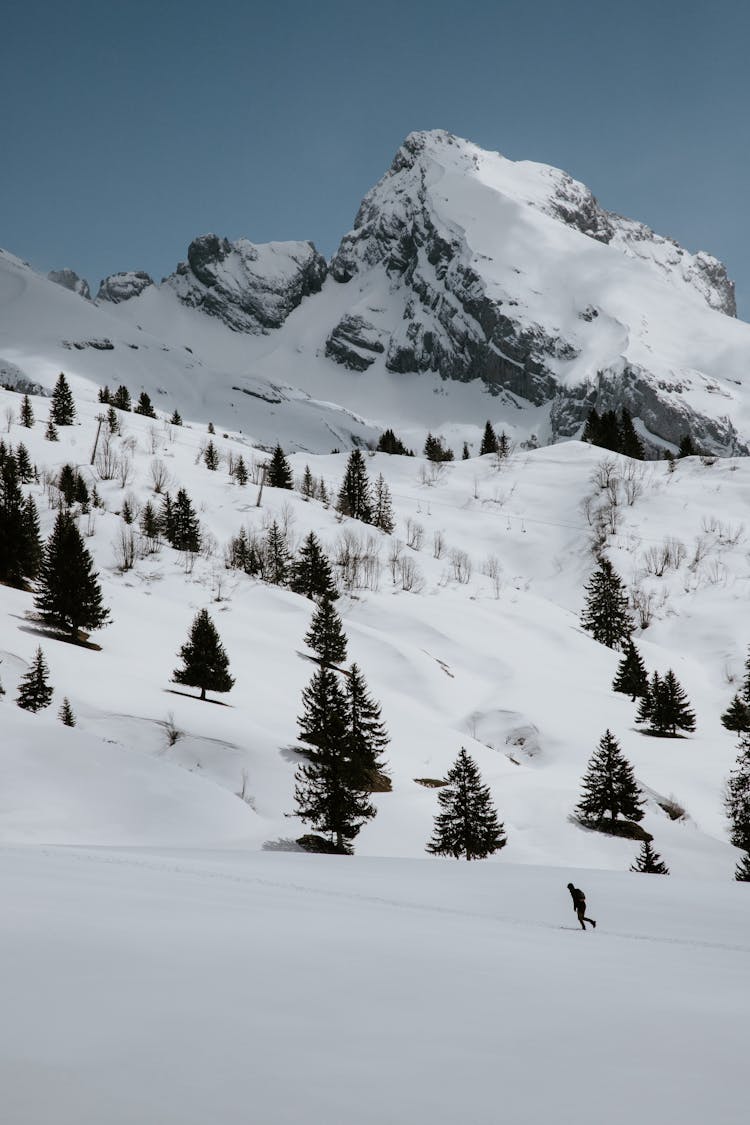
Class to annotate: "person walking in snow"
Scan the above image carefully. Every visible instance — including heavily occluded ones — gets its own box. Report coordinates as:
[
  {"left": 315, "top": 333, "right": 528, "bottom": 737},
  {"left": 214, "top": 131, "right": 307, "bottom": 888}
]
[{"left": 567, "top": 882, "right": 596, "bottom": 930}]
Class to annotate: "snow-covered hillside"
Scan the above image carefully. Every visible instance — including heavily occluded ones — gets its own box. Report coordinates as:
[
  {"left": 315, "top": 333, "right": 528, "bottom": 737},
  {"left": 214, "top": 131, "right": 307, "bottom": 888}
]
[{"left": 1, "top": 383, "right": 747, "bottom": 880}]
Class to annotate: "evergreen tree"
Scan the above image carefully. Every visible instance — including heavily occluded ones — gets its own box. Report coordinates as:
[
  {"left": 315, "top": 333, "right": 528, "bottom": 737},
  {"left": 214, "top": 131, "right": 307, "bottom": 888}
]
[
  {"left": 98, "top": 386, "right": 111, "bottom": 404},
  {"left": 725, "top": 733, "right": 750, "bottom": 853},
  {"left": 618, "top": 409, "right": 644, "bottom": 459},
  {"left": 35, "top": 509, "right": 110, "bottom": 638},
  {"left": 112, "top": 385, "right": 131, "bottom": 411},
  {"left": 598, "top": 409, "right": 622, "bottom": 452},
  {"left": 203, "top": 440, "right": 220, "bottom": 470},
  {"left": 262, "top": 520, "right": 291, "bottom": 586},
  {"left": 612, "top": 640, "right": 649, "bottom": 701},
  {"left": 74, "top": 474, "right": 90, "bottom": 512},
  {"left": 630, "top": 839, "right": 669, "bottom": 874},
  {"left": 423, "top": 433, "right": 454, "bottom": 462},
  {"left": 234, "top": 456, "right": 248, "bottom": 486},
  {"left": 266, "top": 443, "right": 293, "bottom": 489},
  {"left": 575, "top": 729, "right": 644, "bottom": 827},
  {"left": 58, "top": 464, "right": 78, "bottom": 506},
  {"left": 304, "top": 596, "right": 347, "bottom": 668},
  {"left": 59, "top": 697, "right": 76, "bottom": 727},
  {"left": 721, "top": 649, "right": 750, "bottom": 733},
  {"left": 121, "top": 498, "right": 134, "bottom": 525},
  {"left": 19, "top": 496, "right": 42, "bottom": 579},
  {"left": 317, "top": 477, "right": 329, "bottom": 506},
  {"left": 16, "top": 647, "right": 53, "bottom": 712},
  {"left": 479, "top": 420, "right": 498, "bottom": 456},
  {"left": 678, "top": 432, "right": 696, "bottom": 458},
  {"left": 461, "top": 442, "right": 470, "bottom": 460},
  {"left": 336, "top": 449, "right": 373, "bottom": 522},
  {"left": 426, "top": 747, "right": 506, "bottom": 860},
  {"left": 172, "top": 609, "right": 234, "bottom": 701},
  {"left": 15, "top": 443, "right": 34, "bottom": 483},
  {"left": 165, "top": 489, "right": 201, "bottom": 553},
  {"left": 497, "top": 431, "right": 510, "bottom": 458},
  {"left": 376, "top": 428, "right": 412, "bottom": 456},
  {"left": 582, "top": 408, "right": 601, "bottom": 445},
  {"left": 134, "top": 391, "right": 156, "bottom": 418},
  {"left": 372, "top": 473, "right": 395, "bottom": 534},
  {"left": 20, "top": 394, "right": 34, "bottom": 428},
  {"left": 208, "top": 421, "right": 215, "bottom": 435},
  {"left": 580, "top": 558, "right": 633, "bottom": 650},
  {"left": 170, "top": 409, "right": 183, "bottom": 426},
  {"left": 50, "top": 372, "right": 76, "bottom": 426},
  {"left": 294, "top": 665, "right": 375, "bottom": 853},
  {"left": 300, "top": 464, "right": 316, "bottom": 499},
  {"left": 637, "top": 669, "right": 695, "bottom": 736},
  {"left": 106, "top": 406, "right": 119, "bottom": 434},
  {"left": 290, "top": 531, "right": 337, "bottom": 601},
  {"left": 735, "top": 852, "right": 750, "bottom": 882},
  {"left": 139, "top": 500, "right": 161, "bottom": 546},
  {"left": 345, "top": 663, "right": 389, "bottom": 790},
  {"left": 0, "top": 454, "right": 41, "bottom": 587},
  {"left": 45, "top": 418, "right": 59, "bottom": 442}
]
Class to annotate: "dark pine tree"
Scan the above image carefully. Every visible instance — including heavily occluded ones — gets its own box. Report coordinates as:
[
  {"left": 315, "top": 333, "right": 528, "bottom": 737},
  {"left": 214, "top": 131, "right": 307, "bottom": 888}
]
[
  {"left": 497, "top": 431, "right": 510, "bottom": 459},
  {"left": 725, "top": 733, "right": 750, "bottom": 854},
  {"left": 16, "top": 647, "right": 53, "bottom": 712},
  {"left": 134, "top": 391, "right": 156, "bottom": 418},
  {"left": 461, "top": 442, "right": 470, "bottom": 460},
  {"left": 479, "top": 421, "right": 499, "bottom": 456},
  {"left": 262, "top": 520, "right": 291, "bottom": 586},
  {"left": 294, "top": 665, "right": 375, "bottom": 854},
  {"left": 234, "top": 456, "right": 248, "bottom": 486},
  {"left": 336, "top": 449, "right": 374, "bottom": 522},
  {"left": 630, "top": 839, "right": 669, "bottom": 874},
  {"left": 735, "top": 852, "right": 750, "bottom": 881},
  {"left": 166, "top": 489, "right": 201, "bottom": 553},
  {"left": 58, "top": 463, "right": 78, "bottom": 506},
  {"left": 678, "top": 432, "right": 696, "bottom": 458},
  {"left": 721, "top": 649, "right": 750, "bottom": 733},
  {"left": 376, "top": 429, "right": 412, "bottom": 456},
  {"left": 203, "top": 440, "right": 220, "bottom": 470},
  {"left": 598, "top": 410, "right": 622, "bottom": 452},
  {"left": 618, "top": 409, "right": 644, "bottom": 459},
  {"left": 637, "top": 670, "right": 695, "bottom": 736},
  {"left": 266, "top": 444, "right": 293, "bottom": 489},
  {"left": 139, "top": 500, "right": 161, "bottom": 546},
  {"left": 59, "top": 696, "right": 76, "bottom": 726},
  {"left": 50, "top": 372, "right": 76, "bottom": 426},
  {"left": 372, "top": 473, "right": 395, "bottom": 534},
  {"left": 170, "top": 409, "right": 183, "bottom": 426},
  {"left": 580, "top": 558, "right": 633, "bottom": 650},
  {"left": 423, "top": 433, "right": 454, "bottom": 462},
  {"left": 45, "top": 418, "right": 59, "bottom": 442},
  {"left": 290, "top": 532, "right": 337, "bottom": 601},
  {"left": 106, "top": 406, "right": 120, "bottom": 434},
  {"left": 345, "top": 663, "right": 389, "bottom": 791},
  {"left": 426, "top": 747, "right": 506, "bottom": 860},
  {"left": 98, "top": 386, "right": 111, "bottom": 404},
  {"left": 172, "top": 609, "right": 234, "bottom": 701},
  {"left": 15, "top": 443, "right": 34, "bottom": 483},
  {"left": 35, "top": 509, "right": 110, "bottom": 638},
  {"left": 300, "top": 464, "right": 315, "bottom": 499},
  {"left": 112, "top": 385, "right": 131, "bottom": 412},
  {"left": 612, "top": 640, "right": 649, "bottom": 701},
  {"left": 304, "top": 596, "right": 348, "bottom": 668},
  {"left": 582, "top": 408, "right": 601, "bottom": 445},
  {"left": 20, "top": 394, "right": 34, "bottom": 428},
  {"left": 0, "top": 454, "right": 41, "bottom": 587},
  {"left": 575, "top": 729, "right": 644, "bottom": 828}
]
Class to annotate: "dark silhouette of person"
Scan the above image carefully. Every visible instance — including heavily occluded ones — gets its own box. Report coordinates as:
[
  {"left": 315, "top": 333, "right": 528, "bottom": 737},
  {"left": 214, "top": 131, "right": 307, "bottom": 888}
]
[{"left": 567, "top": 882, "right": 596, "bottom": 930}]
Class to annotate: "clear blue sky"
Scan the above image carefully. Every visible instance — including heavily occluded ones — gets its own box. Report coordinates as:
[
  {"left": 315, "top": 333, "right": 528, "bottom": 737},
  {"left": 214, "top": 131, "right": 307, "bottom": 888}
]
[{"left": 3, "top": 0, "right": 750, "bottom": 314}]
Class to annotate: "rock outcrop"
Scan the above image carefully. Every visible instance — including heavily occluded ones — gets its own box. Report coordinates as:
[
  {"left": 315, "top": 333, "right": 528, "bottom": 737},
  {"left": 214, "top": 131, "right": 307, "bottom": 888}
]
[
  {"left": 97, "top": 271, "right": 154, "bottom": 303},
  {"left": 48, "top": 269, "right": 91, "bottom": 300}
]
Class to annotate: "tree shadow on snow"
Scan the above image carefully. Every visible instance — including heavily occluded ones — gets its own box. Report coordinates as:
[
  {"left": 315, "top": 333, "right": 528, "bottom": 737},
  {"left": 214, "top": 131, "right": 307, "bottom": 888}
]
[{"left": 164, "top": 688, "right": 232, "bottom": 707}]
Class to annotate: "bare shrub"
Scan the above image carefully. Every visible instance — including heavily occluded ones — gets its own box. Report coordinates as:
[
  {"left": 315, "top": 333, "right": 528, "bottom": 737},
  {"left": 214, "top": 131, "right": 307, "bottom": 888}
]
[
  {"left": 405, "top": 517, "right": 424, "bottom": 551},
  {"left": 630, "top": 585, "right": 656, "bottom": 630},
  {"left": 449, "top": 548, "right": 472, "bottom": 584},
  {"left": 482, "top": 554, "right": 503, "bottom": 598},
  {"left": 433, "top": 529, "right": 446, "bottom": 559},
  {"left": 163, "top": 712, "right": 184, "bottom": 747},
  {"left": 148, "top": 426, "right": 160, "bottom": 454},
  {"left": 117, "top": 454, "right": 133, "bottom": 489},
  {"left": 590, "top": 458, "right": 618, "bottom": 493},
  {"left": 113, "top": 524, "right": 137, "bottom": 572},
  {"left": 388, "top": 539, "right": 405, "bottom": 585},
  {"left": 418, "top": 461, "right": 445, "bottom": 487},
  {"left": 641, "top": 537, "right": 686, "bottom": 577},
  {"left": 5, "top": 405, "right": 15, "bottom": 431},
  {"left": 95, "top": 434, "right": 119, "bottom": 480},
  {"left": 397, "top": 555, "right": 424, "bottom": 592},
  {"left": 150, "top": 458, "right": 170, "bottom": 494}
]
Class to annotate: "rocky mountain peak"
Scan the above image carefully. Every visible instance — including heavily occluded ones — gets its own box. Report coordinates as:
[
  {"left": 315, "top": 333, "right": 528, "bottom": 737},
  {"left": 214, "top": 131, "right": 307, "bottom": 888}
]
[
  {"left": 97, "top": 271, "right": 154, "bottom": 304},
  {"left": 48, "top": 269, "right": 91, "bottom": 300}
]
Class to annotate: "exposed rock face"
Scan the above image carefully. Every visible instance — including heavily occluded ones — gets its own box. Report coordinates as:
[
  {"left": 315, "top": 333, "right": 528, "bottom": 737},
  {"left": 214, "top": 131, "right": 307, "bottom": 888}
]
[
  {"left": 48, "top": 269, "right": 91, "bottom": 300},
  {"left": 325, "top": 315, "right": 386, "bottom": 371},
  {"left": 97, "top": 271, "right": 154, "bottom": 303},
  {"left": 165, "top": 235, "right": 327, "bottom": 333}
]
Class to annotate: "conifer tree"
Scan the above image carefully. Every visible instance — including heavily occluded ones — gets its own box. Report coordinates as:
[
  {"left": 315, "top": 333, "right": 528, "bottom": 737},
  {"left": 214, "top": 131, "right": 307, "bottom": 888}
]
[
  {"left": 304, "top": 596, "right": 347, "bottom": 668},
  {"left": 317, "top": 477, "right": 329, "bottom": 506},
  {"left": 426, "top": 747, "right": 506, "bottom": 860},
  {"left": 575, "top": 729, "right": 644, "bottom": 828},
  {"left": 612, "top": 640, "right": 649, "bottom": 701},
  {"left": 170, "top": 409, "right": 183, "bottom": 426},
  {"left": 266, "top": 444, "right": 293, "bottom": 489},
  {"left": 423, "top": 433, "right": 454, "bottom": 462},
  {"left": 725, "top": 733, "right": 750, "bottom": 854},
  {"left": 134, "top": 391, "right": 156, "bottom": 418},
  {"left": 294, "top": 665, "right": 375, "bottom": 853},
  {"left": 50, "top": 372, "right": 76, "bottom": 426},
  {"left": 637, "top": 670, "right": 695, "bottom": 736},
  {"left": 461, "top": 442, "right": 470, "bottom": 460},
  {"left": 630, "top": 839, "right": 669, "bottom": 874},
  {"left": 497, "top": 431, "right": 510, "bottom": 458},
  {"left": 45, "top": 418, "right": 58, "bottom": 442},
  {"left": 139, "top": 500, "right": 161, "bottom": 547},
  {"left": 290, "top": 531, "right": 337, "bottom": 601},
  {"left": 207, "top": 421, "right": 215, "bottom": 434},
  {"left": 58, "top": 463, "right": 78, "bottom": 506},
  {"left": 300, "top": 464, "right": 315, "bottom": 499},
  {"left": 580, "top": 558, "right": 633, "bottom": 650},
  {"left": 234, "top": 456, "right": 248, "bottom": 486},
  {"left": 479, "top": 421, "right": 498, "bottom": 456},
  {"left": 35, "top": 509, "right": 110, "bottom": 638},
  {"left": 678, "top": 432, "right": 696, "bottom": 458},
  {"left": 372, "top": 473, "right": 395, "bottom": 534},
  {"left": 98, "top": 386, "right": 111, "bottom": 404},
  {"left": 376, "top": 429, "right": 411, "bottom": 456},
  {"left": 336, "top": 449, "right": 373, "bottom": 522},
  {"left": 59, "top": 697, "right": 76, "bottom": 726},
  {"left": 112, "top": 385, "right": 131, "bottom": 411},
  {"left": 735, "top": 852, "right": 750, "bottom": 882},
  {"left": 20, "top": 394, "right": 34, "bottom": 428},
  {"left": 262, "top": 520, "right": 291, "bottom": 586},
  {"left": 106, "top": 406, "right": 119, "bottom": 434},
  {"left": 172, "top": 609, "right": 234, "bottom": 701},
  {"left": 20, "top": 496, "right": 42, "bottom": 580},
  {"left": 203, "top": 440, "right": 219, "bottom": 470},
  {"left": 618, "top": 409, "right": 644, "bottom": 459},
  {"left": 15, "top": 443, "right": 34, "bottom": 483},
  {"left": 164, "top": 489, "right": 201, "bottom": 553},
  {"left": 16, "top": 647, "right": 53, "bottom": 712},
  {"left": 582, "top": 408, "right": 601, "bottom": 445},
  {"left": 0, "top": 454, "right": 42, "bottom": 587},
  {"left": 721, "top": 649, "right": 750, "bottom": 733},
  {"left": 345, "top": 663, "right": 389, "bottom": 790}
]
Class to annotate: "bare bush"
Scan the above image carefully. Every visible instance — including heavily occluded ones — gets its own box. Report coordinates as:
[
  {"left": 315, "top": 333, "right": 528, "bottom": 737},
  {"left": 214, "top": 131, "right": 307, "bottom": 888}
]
[
  {"left": 113, "top": 524, "right": 137, "bottom": 572},
  {"left": 405, "top": 517, "right": 424, "bottom": 551},
  {"left": 482, "top": 554, "right": 503, "bottom": 598},
  {"left": 5, "top": 406, "right": 15, "bottom": 431},
  {"left": 641, "top": 537, "right": 686, "bottom": 577},
  {"left": 95, "top": 435, "right": 119, "bottom": 480},
  {"left": 163, "top": 712, "right": 184, "bottom": 748},
  {"left": 449, "top": 548, "right": 472, "bottom": 584},
  {"left": 335, "top": 530, "right": 382, "bottom": 592},
  {"left": 388, "top": 539, "right": 405, "bottom": 585},
  {"left": 433, "top": 529, "right": 446, "bottom": 559},
  {"left": 418, "top": 461, "right": 445, "bottom": 487},
  {"left": 630, "top": 585, "right": 656, "bottom": 630},
  {"left": 148, "top": 426, "right": 160, "bottom": 454},
  {"left": 117, "top": 454, "right": 133, "bottom": 489},
  {"left": 397, "top": 555, "right": 424, "bottom": 592},
  {"left": 150, "top": 458, "right": 170, "bottom": 494},
  {"left": 590, "top": 458, "right": 619, "bottom": 493}
]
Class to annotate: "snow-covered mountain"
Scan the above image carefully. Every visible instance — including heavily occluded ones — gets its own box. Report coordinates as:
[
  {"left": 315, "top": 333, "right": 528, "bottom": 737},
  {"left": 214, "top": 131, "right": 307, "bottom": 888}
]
[{"left": 8, "top": 129, "right": 750, "bottom": 458}]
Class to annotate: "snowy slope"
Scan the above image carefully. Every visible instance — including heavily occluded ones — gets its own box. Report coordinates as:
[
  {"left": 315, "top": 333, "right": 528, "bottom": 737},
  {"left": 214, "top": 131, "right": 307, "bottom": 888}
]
[
  {"left": 1, "top": 846, "right": 747, "bottom": 1125},
  {"left": 1, "top": 385, "right": 748, "bottom": 880}
]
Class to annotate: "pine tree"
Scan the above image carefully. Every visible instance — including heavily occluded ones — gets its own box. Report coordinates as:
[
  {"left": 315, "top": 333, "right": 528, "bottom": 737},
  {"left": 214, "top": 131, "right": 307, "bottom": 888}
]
[
  {"left": 630, "top": 839, "right": 669, "bottom": 874},
  {"left": 678, "top": 432, "right": 696, "bottom": 458},
  {"left": 106, "top": 406, "right": 119, "bottom": 434},
  {"left": 376, "top": 429, "right": 411, "bottom": 456},
  {"left": 575, "top": 729, "right": 644, "bottom": 828},
  {"left": 112, "top": 385, "right": 131, "bottom": 411},
  {"left": 461, "top": 442, "right": 470, "bottom": 460},
  {"left": 266, "top": 443, "right": 293, "bottom": 489},
  {"left": 294, "top": 665, "right": 375, "bottom": 853},
  {"left": 336, "top": 449, "right": 373, "bottom": 522},
  {"left": 134, "top": 391, "right": 156, "bottom": 418},
  {"left": 618, "top": 409, "right": 644, "bottom": 459},
  {"left": 637, "top": 670, "right": 695, "bottom": 736},
  {"left": 479, "top": 421, "right": 498, "bottom": 456},
  {"left": 317, "top": 477, "right": 329, "bottom": 506},
  {"left": 372, "top": 473, "right": 395, "bottom": 534},
  {"left": 234, "top": 456, "right": 248, "bottom": 486},
  {"left": 98, "top": 386, "right": 111, "bottom": 404},
  {"left": 35, "top": 509, "right": 110, "bottom": 638},
  {"left": 580, "top": 558, "right": 633, "bottom": 650},
  {"left": 45, "top": 418, "right": 58, "bottom": 442},
  {"left": 121, "top": 498, "right": 134, "bottom": 525},
  {"left": 20, "top": 394, "right": 34, "bottom": 428},
  {"left": 58, "top": 463, "right": 78, "bottom": 506},
  {"left": 721, "top": 649, "right": 750, "bottom": 733},
  {"left": 345, "top": 663, "right": 389, "bottom": 790},
  {"left": 203, "top": 440, "right": 219, "bottom": 470},
  {"left": 423, "top": 433, "right": 454, "bottom": 462},
  {"left": 426, "top": 747, "right": 506, "bottom": 860},
  {"left": 139, "top": 500, "right": 161, "bottom": 547},
  {"left": 612, "top": 640, "right": 649, "bottom": 701},
  {"left": 725, "top": 733, "right": 750, "bottom": 853},
  {"left": 0, "top": 454, "right": 41, "bottom": 587},
  {"left": 59, "top": 697, "right": 76, "bottom": 727},
  {"left": 16, "top": 647, "right": 53, "bottom": 712},
  {"left": 50, "top": 372, "right": 76, "bottom": 425},
  {"left": 15, "top": 443, "right": 34, "bottom": 483},
  {"left": 170, "top": 409, "right": 183, "bottom": 426},
  {"left": 172, "top": 609, "right": 234, "bottom": 701},
  {"left": 207, "top": 421, "right": 215, "bottom": 435},
  {"left": 262, "top": 520, "right": 291, "bottom": 586},
  {"left": 304, "top": 597, "right": 347, "bottom": 668},
  {"left": 497, "top": 431, "right": 510, "bottom": 459},
  {"left": 20, "top": 496, "right": 42, "bottom": 579},
  {"left": 300, "top": 464, "right": 315, "bottom": 499},
  {"left": 582, "top": 408, "right": 601, "bottom": 445},
  {"left": 598, "top": 410, "right": 622, "bottom": 452},
  {"left": 165, "top": 489, "right": 201, "bottom": 553},
  {"left": 735, "top": 852, "right": 750, "bottom": 882},
  {"left": 290, "top": 531, "right": 337, "bottom": 601}
]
